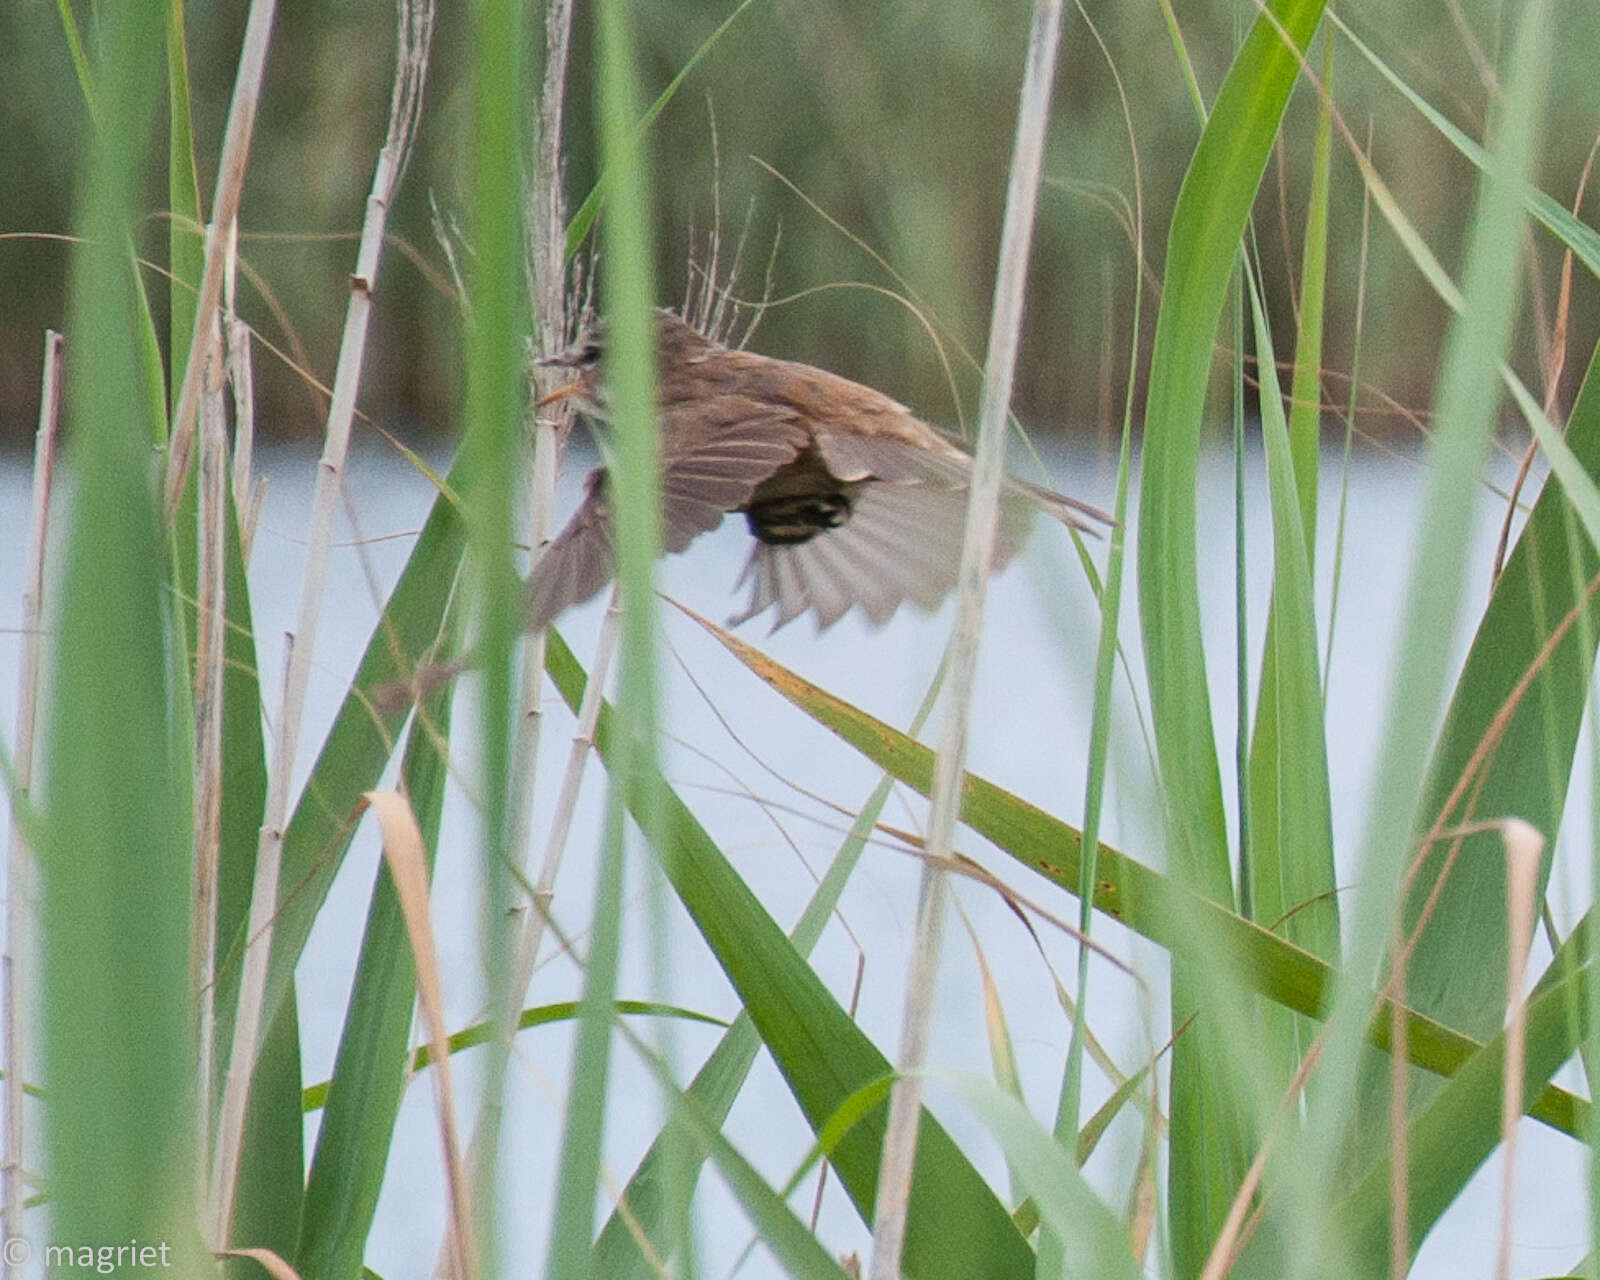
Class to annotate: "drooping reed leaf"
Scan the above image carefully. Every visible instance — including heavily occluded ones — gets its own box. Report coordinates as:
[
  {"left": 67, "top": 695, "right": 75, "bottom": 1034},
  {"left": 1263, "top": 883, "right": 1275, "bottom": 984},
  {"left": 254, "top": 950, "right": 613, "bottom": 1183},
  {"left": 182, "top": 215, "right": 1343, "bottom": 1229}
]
[
  {"left": 691, "top": 619, "right": 1587, "bottom": 1138},
  {"left": 543, "top": 631, "right": 1036, "bottom": 1280},
  {"left": 1331, "top": 13, "right": 1600, "bottom": 282}
]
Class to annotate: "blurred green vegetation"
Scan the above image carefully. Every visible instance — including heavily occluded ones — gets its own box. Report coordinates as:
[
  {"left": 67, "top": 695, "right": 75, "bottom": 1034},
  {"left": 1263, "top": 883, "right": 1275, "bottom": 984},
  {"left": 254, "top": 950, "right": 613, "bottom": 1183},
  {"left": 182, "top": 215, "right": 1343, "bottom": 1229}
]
[{"left": 2, "top": 0, "right": 1598, "bottom": 444}]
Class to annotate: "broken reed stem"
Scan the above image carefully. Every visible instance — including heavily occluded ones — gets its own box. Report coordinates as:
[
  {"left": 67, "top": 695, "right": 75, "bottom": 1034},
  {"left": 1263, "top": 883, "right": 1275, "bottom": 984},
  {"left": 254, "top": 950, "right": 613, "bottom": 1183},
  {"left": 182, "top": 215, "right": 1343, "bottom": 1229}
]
[
  {"left": 191, "top": 324, "right": 231, "bottom": 1223},
  {"left": 227, "top": 316, "right": 264, "bottom": 562},
  {"left": 1497, "top": 819, "right": 1543, "bottom": 1280},
  {"left": 867, "top": 1, "right": 1066, "bottom": 1276},
  {"left": 162, "top": 0, "right": 279, "bottom": 520},
  {"left": 529, "top": 0, "right": 575, "bottom": 333},
  {"left": 206, "top": 0, "right": 434, "bottom": 1244},
  {"left": 3, "top": 331, "right": 64, "bottom": 1268},
  {"left": 365, "top": 789, "right": 477, "bottom": 1280}
]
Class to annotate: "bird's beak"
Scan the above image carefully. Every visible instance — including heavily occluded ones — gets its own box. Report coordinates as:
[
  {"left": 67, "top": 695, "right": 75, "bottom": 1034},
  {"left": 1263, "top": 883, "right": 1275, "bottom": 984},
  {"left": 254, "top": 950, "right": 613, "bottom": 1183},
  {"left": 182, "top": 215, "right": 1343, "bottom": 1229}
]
[
  {"left": 536, "top": 346, "right": 587, "bottom": 368},
  {"left": 536, "top": 380, "right": 582, "bottom": 408}
]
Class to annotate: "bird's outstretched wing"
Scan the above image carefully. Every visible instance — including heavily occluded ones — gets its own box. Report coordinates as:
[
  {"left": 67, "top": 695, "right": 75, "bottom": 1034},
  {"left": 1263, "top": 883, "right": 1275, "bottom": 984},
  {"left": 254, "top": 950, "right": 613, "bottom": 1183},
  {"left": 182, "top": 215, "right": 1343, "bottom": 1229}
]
[
  {"left": 522, "top": 404, "right": 807, "bottom": 631},
  {"left": 730, "top": 432, "right": 1039, "bottom": 630}
]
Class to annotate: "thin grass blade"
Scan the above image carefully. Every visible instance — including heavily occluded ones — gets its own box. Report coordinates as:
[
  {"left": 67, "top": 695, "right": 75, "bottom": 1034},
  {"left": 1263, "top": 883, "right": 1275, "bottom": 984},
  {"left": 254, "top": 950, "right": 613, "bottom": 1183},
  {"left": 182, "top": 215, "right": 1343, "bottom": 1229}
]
[
  {"left": 44, "top": 0, "right": 199, "bottom": 1263},
  {"left": 1135, "top": 1, "right": 1326, "bottom": 1262}
]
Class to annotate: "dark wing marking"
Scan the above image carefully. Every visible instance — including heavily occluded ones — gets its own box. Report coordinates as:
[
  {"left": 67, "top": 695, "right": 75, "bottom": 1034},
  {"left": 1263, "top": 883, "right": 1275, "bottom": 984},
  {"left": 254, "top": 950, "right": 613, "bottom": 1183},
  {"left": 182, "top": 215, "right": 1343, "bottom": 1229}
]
[{"left": 730, "top": 474, "right": 1035, "bottom": 631}]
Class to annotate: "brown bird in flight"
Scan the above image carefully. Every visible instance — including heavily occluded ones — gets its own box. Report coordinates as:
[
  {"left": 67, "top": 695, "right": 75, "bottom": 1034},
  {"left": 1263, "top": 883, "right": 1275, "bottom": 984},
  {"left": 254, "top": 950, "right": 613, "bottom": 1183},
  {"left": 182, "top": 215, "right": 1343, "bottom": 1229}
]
[{"left": 529, "top": 309, "right": 1111, "bottom": 632}]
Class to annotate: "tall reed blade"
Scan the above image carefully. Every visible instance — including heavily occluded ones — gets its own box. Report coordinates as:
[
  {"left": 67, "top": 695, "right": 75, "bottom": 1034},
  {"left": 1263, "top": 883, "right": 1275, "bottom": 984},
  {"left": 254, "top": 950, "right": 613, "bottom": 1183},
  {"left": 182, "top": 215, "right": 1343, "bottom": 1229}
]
[{"left": 45, "top": 0, "right": 197, "bottom": 1266}]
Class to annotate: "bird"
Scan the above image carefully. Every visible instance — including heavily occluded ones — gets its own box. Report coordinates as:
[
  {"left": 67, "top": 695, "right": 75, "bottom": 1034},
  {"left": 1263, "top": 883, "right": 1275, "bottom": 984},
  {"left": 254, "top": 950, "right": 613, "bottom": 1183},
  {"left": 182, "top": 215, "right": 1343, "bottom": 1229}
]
[{"left": 527, "top": 308, "right": 1111, "bottom": 633}]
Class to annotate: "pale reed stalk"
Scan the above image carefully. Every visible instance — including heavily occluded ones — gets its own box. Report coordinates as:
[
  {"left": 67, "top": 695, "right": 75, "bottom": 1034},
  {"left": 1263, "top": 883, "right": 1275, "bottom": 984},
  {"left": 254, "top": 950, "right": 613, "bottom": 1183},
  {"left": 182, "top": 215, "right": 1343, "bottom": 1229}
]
[
  {"left": 868, "top": 0, "right": 1067, "bottom": 1274},
  {"left": 206, "top": 0, "right": 434, "bottom": 1244},
  {"left": 2, "top": 331, "right": 64, "bottom": 1274}
]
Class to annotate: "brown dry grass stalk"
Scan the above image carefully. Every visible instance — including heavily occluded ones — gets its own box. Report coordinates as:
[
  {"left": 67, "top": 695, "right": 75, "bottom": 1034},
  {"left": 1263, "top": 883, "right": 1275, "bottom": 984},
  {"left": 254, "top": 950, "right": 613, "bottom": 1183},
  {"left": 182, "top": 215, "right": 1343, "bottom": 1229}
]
[
  {"left": 364, "top": 789, "right": 476, "bottom": 1280},
  {"left": 191, "top": 319, "right": 230, "bottom": 1220},
  {"left": 163, "top": 0, "right": 280, "bottom": 520}
]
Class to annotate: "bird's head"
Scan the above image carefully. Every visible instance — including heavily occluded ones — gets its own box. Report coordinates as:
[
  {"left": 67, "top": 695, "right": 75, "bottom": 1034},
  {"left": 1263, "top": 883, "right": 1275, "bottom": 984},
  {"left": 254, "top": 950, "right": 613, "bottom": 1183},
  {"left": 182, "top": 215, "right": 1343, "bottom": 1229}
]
[
  {"left": 535, "top": 323, "right": 608, "bottom": 416},
  {"left": 535, "top": 310, "right": 717, "bottom": 417}
]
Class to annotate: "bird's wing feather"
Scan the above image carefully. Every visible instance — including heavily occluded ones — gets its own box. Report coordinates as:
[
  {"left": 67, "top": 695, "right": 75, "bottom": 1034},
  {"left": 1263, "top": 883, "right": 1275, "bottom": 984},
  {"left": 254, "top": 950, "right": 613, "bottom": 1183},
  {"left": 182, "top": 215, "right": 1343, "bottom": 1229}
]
[
  {"left": 815, "top": 430, "right": 1037, "bottom": 557},
  {"left": 523, "top": 467, "right": 617, "bottom": 630},
  {"left": 730, "top": 476, "right": 1034, "bottom": 631},
  {"left": 814, "top": 429, "right": 1111, "bottom": 532},
  {"left": 660, "top": 405, "right": 809, "bottom": 552},
  {"left": 524, "top": 407, "right": 809, "bottom": 631},
  {"left": 812, "top": 429, "right": 970, "bottom": 485}
]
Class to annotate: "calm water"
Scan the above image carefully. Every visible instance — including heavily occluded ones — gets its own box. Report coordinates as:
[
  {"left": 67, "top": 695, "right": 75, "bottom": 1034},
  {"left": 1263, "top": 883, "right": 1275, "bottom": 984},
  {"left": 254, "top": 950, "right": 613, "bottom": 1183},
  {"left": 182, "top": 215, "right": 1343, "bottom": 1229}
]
[{"left": 0, "top": 437, "right": 1588, "bottom": 1277}]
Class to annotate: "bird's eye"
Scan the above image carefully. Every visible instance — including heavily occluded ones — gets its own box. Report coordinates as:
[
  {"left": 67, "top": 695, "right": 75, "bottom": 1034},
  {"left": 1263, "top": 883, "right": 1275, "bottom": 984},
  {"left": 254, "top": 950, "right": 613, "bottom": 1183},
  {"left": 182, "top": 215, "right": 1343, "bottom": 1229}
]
[{"left": 579, "top": 343, "right": 602, "bottom": 366}]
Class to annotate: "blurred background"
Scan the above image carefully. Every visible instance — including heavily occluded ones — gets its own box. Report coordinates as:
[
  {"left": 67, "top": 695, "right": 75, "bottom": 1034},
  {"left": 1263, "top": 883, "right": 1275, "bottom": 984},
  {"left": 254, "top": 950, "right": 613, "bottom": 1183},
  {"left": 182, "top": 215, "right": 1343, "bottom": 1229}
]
[
  {"left": 2, "top": 0, "right": 1599, "bottom": 447},
  {"left": 2, "top": 5, "right": 1597, "bottom": 1273}
]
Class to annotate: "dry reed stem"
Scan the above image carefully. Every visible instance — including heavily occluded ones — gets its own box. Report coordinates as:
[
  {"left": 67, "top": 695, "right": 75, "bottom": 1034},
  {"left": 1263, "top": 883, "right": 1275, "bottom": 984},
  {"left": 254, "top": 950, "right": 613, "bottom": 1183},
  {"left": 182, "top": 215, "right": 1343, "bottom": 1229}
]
[
  {"left": 163, "top": 0, "right": 279, "bottom": 520},
  {"left": 191, "top": 323, "right": 231, "bottom": 1221},
  {"left": 364, "top": 789, "right": 476, "bottom": 1280},
  {"left": 529, "top": 0, "right": 575, "bottom": 337},
  {"left": 867, "top": 1, "right": 1065, "bottom": 1274},
  {"left": 504, "top": 0, "right": 577, "bottom": 1017},
  {"left": 516, "top": 592, "right": 620, "bottom": 986},
  {"left": 1496, "top": 819, "right": 1543, "bottom": 1280},
  {"left": 206, "top": 0, "right": 434, "bottom": 1244},
  {"left": 2, "top": 331, "right": 64, "bottom": 1270}
]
